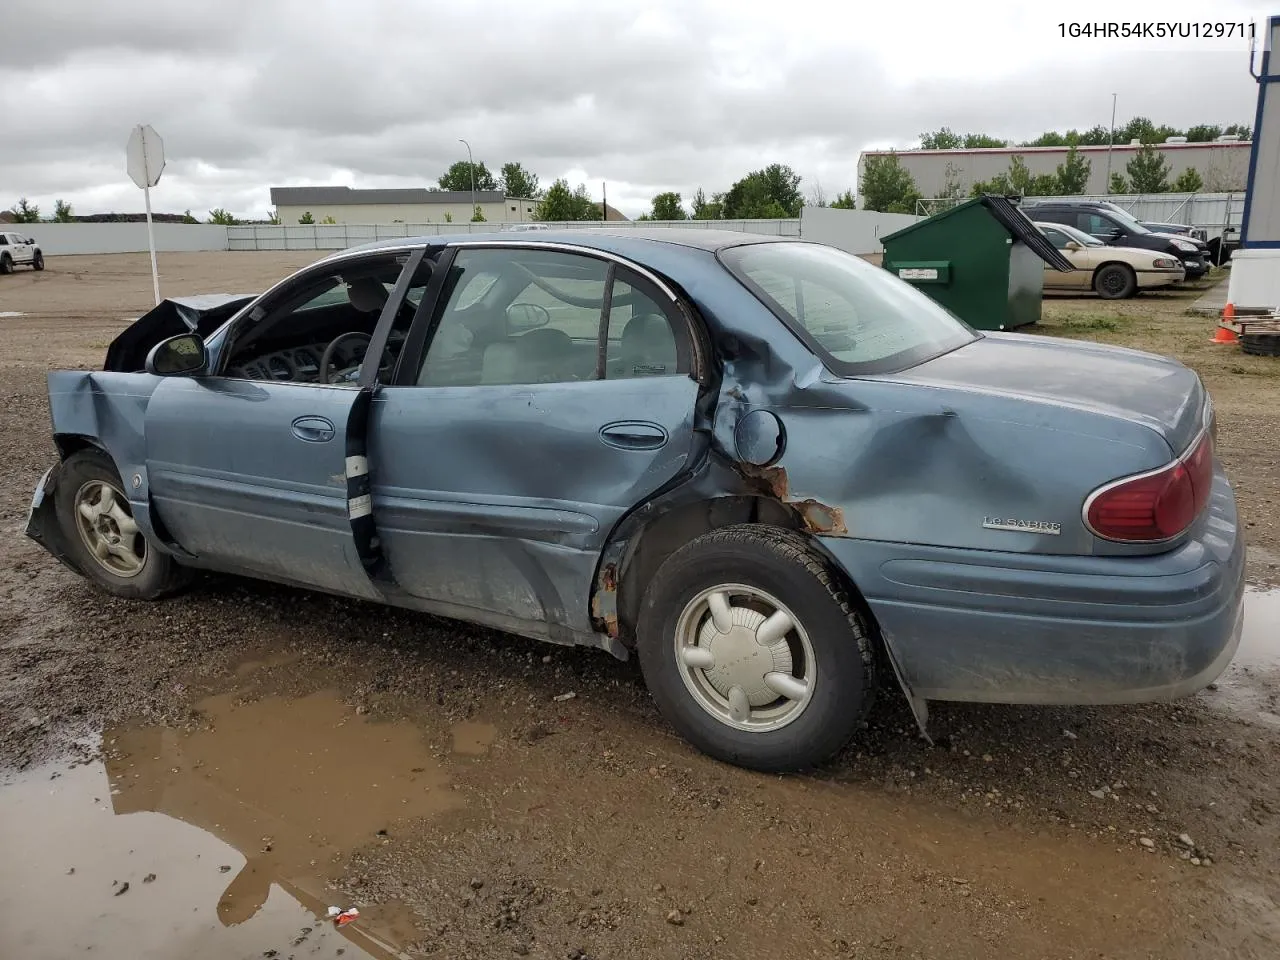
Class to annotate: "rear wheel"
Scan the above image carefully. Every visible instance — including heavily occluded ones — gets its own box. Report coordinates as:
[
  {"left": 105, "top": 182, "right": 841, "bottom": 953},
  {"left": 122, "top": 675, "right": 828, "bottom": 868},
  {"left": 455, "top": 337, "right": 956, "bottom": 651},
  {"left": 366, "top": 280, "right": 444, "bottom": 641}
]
[
  {"left": 1094, "top": 263, "right": 1136, "bottom": 300},
  {"left": 32, "top": 251, "right": 44, "bottom": 271},
  {"left": 53, "top": 448, "right": 190, "bottom": 599},
  {"left": 636, "top": 525, "right": 877, "bottom": 772}
]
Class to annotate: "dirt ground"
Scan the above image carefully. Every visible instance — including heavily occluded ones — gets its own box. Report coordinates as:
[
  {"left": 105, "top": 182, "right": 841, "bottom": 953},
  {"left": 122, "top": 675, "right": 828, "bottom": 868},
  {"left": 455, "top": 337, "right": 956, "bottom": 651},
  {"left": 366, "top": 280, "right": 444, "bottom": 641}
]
[{"left": 2, "top": 252, "right": 1280, "bottom": 960}]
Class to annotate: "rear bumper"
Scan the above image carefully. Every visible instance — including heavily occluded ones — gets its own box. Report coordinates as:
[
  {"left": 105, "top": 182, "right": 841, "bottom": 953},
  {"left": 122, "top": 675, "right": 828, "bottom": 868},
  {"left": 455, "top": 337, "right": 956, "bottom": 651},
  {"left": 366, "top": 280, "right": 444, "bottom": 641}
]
[{"left": 819, "top": 470, "right": 1245, "bottom": 705}]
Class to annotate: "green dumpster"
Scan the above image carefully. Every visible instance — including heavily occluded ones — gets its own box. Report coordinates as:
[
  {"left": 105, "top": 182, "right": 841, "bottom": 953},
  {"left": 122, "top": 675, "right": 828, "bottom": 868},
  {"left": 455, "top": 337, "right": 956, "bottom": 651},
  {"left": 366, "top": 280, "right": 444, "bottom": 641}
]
[{"left": 880, "top": 195, "right": 1074, "bottom": 331}]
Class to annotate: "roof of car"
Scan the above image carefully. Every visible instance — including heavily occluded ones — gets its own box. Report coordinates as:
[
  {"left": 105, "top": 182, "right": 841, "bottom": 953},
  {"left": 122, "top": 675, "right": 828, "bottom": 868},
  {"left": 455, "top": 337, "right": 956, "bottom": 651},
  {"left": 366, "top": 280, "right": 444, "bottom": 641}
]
[{"left": 340, "top": 227, "right": 797, "bottom": 259}]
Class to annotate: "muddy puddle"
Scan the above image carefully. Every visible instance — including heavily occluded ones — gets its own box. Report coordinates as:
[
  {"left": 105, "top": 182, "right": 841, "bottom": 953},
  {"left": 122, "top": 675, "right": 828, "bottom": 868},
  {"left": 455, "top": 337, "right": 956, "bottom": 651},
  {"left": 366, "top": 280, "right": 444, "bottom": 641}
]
[
  {"left": 0, "top": 689, "right": 497, "bottom": 959},
  {"left": 1203, "top": 586, "right": 1280, "bottom": 726}
]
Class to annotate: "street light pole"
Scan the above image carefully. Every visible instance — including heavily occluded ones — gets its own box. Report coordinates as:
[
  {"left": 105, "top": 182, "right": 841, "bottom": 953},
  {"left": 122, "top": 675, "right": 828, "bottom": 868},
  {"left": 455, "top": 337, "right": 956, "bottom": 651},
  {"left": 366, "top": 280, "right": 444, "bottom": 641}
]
[
  {"left": 459, "top": 138, "right": 475, "bottom": 220},
  {"left": 1104, "top": 93, "right": 1117, "bottom": 194}
]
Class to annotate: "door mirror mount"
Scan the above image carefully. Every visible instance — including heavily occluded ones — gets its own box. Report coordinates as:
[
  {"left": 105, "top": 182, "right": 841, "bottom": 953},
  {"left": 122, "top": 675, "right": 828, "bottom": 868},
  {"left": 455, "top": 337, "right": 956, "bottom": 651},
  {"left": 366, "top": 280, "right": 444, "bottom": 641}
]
[
  {"left": 1064, "top": 240, "right": 1082, "bottom": 251},
  {"left": 145, "top": 333, "right": 208, "bottom": 377}
]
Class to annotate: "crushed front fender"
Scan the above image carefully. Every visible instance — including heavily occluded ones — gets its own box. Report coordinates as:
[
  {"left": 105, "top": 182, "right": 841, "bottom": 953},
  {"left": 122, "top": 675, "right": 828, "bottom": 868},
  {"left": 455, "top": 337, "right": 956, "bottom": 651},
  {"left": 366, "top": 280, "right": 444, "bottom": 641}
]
[{"left": 24, "top": 462, "right": 84, "bottom": 576}]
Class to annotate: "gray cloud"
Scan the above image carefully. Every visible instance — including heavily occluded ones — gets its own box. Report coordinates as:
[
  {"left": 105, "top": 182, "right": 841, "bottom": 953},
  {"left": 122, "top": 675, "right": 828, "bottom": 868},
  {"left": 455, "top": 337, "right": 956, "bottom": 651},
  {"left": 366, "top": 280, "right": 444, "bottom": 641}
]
[{"left": 1, "top": 0, "right": 1268, "bottom": 220}]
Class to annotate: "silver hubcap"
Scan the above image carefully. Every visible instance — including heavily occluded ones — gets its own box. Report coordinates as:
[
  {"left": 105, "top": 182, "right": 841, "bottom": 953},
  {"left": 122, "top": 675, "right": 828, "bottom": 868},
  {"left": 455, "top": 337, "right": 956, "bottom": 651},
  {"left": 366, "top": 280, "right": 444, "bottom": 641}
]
[
  {"left": 674, "top": 583, "right": 815, "bottom": 732},
  {"left": 74, "top": 480, "right": 145, "bottom": 578}
]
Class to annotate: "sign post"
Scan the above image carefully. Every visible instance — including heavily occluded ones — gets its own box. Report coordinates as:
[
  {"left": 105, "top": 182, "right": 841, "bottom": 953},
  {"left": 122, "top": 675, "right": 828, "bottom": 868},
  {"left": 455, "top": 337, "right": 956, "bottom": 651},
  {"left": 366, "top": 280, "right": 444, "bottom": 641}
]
[{"left": 126, "top": 124, "right": 166, "bottom": 305}]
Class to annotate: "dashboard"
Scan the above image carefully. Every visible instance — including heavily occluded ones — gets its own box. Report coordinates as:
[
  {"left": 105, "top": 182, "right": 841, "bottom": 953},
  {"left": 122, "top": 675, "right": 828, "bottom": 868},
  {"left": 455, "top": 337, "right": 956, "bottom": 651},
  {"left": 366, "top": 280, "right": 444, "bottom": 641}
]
[{"left": 227, "top": 331, "right": 407, "bottom": 384}]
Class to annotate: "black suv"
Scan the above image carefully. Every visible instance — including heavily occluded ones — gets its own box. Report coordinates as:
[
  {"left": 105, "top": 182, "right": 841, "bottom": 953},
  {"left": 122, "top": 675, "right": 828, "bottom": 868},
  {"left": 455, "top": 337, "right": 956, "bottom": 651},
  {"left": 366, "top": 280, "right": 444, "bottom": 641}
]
[{"left": 1021, "top": 200, "right": 1210, "bottom": 279}]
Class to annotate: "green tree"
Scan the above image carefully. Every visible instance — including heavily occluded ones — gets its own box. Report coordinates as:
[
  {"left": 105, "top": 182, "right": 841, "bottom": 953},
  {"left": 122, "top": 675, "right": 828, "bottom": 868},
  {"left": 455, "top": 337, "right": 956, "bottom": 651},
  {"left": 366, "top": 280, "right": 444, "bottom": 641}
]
[
  {"left": 11, "top": 198, "right": 40, "bottom": 223},
  {"left": 266, "top": 209, "right": 281, "bottom": 225},
  {"left": 830, "top": 189, "right": 856, "bottom": 209},
  {"left": 649, "top": 191, "right": 687, "bottom": 220},
  {"left": 443, "top": 211, "right": 453, "bottom": 223},
  {"left": 963, "top": 133, "right": 1008, "bottom": 148},
  {"left": 53, "top": 199, "right": 73, "bottom": 222},
  {"left": 1125, "top": 143, "right": 1171, "bottom": 193},
  {"left": 320, "top": 215, "right": 337, "bottom": 224},
  {"left": 1026, "top": 131, "right": 1071, "bottom": 147},
  {"left": 535, "top": 179, "right": 599, "bottom": 221},
  {"left": 499, "top": 162, "right": 540, "bottom": 199},
  {"left": 970, "top": 173, "right": 1012, "bottom": 196},
  {"left": 1007, "top": 155, "right": 1032, "bottom": 194},
  {"left": 1054, "top": 146, "right": 1091, "bottom": 194},
  {"left": 920, "top": 127, "right": 963, "bottom": 149},
  {"left": 723, "top": 163, "right": 803, "bottom": 218},
  {"left": 298, "top": 211, "right": 315, "bottom": 224},
  {"left": 208, "top": 207, "right": 239, "bottom": 225},
  {"left": 1185, "top": 124, "right": 1222, "bottom": 143},
  {"left": 690, "top": 187, "right": 724, "bottom": 220},
  {"left": 470, "top": 205, "right": 486, "bottom": 222},
  {"left": 1118, "top": 116, "right": 1159, "bottom": 144},
  {"left": 1172, "top": 167, "right": 1204, "bottom": 192},
  {"left": 1224, "top": 123, "right": 1251, "bottom": 139},
  {"left": 439, "top": 160, "right": 497, "bottom": 192},
  {"left": 182, "top": 209, "right": 199, "bottom": 224},
  {"left": 859, "top": 153, "right": 921, "bottom": 213},
  {"left": 1108, "top": 172, "right": 1129, "bottom": 194},
  {"left": 1078, "top": 125, "right": 1113, "bottom": 145}
]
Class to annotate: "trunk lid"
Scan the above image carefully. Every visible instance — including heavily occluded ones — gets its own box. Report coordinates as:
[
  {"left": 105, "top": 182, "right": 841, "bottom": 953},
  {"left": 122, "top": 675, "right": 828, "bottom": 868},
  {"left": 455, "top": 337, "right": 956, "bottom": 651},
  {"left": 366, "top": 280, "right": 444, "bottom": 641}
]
[{"left": 892, "top": 332, "right": 1206, "bottom": 455}]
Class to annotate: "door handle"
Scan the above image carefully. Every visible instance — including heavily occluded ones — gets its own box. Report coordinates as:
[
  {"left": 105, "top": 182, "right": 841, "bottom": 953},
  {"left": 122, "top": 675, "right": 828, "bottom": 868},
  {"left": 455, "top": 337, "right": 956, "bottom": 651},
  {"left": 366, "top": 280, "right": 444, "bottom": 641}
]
[
  {"left": 599, "top": 420, "right": 668, "bottom": 451},
  {"left": 291, "top": 415, "right": 335, "bottom": 443}
]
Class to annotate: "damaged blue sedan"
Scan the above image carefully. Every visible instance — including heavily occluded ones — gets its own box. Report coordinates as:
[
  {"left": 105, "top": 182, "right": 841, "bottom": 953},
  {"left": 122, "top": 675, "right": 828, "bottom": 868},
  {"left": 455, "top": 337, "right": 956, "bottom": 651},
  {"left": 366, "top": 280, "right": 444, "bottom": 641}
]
[{"left": 26, "top": 228, "right": 1245, "bottom": 772}]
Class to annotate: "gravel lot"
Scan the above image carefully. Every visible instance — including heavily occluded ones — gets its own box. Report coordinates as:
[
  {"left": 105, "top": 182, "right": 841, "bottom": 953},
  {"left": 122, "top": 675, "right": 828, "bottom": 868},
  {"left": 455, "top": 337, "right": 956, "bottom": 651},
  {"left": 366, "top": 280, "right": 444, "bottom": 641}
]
[{"left": 2, "top": 252, "right": 1279, "bottom": 960}]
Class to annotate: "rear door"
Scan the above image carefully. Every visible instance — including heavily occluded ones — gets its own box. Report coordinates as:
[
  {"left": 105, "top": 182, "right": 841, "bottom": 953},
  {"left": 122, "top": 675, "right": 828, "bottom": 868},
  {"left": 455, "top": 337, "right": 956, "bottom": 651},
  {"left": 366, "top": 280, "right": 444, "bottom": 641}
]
[
  {"left": 142, "top": 249, "right": 432, "bottom": 598},
  {"left": 367, "top": 244, "right": 703, "bottom": 640}
]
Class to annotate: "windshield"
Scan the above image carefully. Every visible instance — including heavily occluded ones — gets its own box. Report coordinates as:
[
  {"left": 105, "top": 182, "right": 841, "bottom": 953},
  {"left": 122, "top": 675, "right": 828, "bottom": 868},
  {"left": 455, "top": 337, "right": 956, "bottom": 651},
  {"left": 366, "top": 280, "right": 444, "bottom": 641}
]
[
  {"left": 1053, "top": 223, "right": 1104, "bottom": 247},
  {"left": 720, "top": 242, "right": 979, "bottom": 376},
  {"left": 1102, "top": 205, "right": 1151, "bottom": 234}
]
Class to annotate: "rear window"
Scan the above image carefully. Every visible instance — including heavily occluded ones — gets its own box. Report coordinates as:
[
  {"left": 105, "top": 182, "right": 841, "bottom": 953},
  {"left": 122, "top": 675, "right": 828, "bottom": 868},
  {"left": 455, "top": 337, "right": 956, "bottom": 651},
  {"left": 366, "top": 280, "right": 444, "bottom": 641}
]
[{"left": 720, "top": 242, "right": 979, "bottom": 375}]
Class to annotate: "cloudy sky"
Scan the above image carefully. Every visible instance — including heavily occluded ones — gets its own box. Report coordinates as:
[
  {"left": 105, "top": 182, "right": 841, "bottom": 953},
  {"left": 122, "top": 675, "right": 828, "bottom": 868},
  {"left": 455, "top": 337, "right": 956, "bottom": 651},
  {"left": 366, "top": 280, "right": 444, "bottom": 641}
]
[{"left": 3, "top": 0, "right": 1273, "bottom": 220}]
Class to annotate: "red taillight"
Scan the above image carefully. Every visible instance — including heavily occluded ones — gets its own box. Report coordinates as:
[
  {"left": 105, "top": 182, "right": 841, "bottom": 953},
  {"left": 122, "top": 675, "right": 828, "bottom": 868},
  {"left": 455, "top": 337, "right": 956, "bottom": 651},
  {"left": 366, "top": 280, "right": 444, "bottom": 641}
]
[{"left": 1085, "top": 432, "right": 1215, "bottom": 542}]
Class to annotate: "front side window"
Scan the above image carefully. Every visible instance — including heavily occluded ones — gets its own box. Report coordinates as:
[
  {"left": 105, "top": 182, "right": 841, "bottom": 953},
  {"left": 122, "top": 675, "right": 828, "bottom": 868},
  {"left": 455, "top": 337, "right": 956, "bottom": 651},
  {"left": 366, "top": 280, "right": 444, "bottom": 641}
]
[
  {"left": 1079, "top": 213, "right": 1123, "bottom": 238},
  {"left": 720, "top": 241, "right": 978, "bottom": 376},
  {"left": 416, "top": 248, "right": 690, "bottom": 387},
  {"left": 1039, "top": 227, "right": 1070, "bottom": 249}
]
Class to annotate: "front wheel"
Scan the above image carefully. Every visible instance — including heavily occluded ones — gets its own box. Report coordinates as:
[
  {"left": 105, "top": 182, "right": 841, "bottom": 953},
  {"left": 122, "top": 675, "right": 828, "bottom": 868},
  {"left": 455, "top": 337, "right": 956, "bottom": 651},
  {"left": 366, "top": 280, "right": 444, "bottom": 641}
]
[
  {"left": 32, "top": 251, "right": 44, "bottom": 271},
  {"left": 0, "top": 254, "right": 11, "bottom": 274},
  {"left": 53, "top": 448, "right": 190, "bottom": 599},
  {"left": 636, "top": 525, "right": 877, "bottom": 772},
  {"left": 1094, "top": 263, "right": 1137, "bottom": 300}
]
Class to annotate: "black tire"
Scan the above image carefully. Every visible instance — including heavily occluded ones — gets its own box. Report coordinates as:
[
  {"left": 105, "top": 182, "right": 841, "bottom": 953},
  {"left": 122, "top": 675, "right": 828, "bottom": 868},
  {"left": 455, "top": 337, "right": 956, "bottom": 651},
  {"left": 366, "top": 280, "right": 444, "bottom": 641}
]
[
  {"left": 1094, "top": 263, "right": 1137, "bottom": 300},
  {"left": 32, "top": 251, "right": 44, "bottom": 271},
  {"left": 635, "top": 524, "right": 877, "bottom": 772},
  {"left": 53, "top": 448, "right": 190, "bottom": 599},
  {"left": 0, "top": 254, "right": 11, "bottom": 274}
]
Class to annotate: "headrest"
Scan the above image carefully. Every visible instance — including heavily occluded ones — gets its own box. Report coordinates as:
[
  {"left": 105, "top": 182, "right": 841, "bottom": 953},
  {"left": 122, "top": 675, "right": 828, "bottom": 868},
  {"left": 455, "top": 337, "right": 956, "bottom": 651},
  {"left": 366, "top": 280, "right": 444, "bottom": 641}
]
[{"left": 347, "top": 277, "right": 388, "bottom": 313}]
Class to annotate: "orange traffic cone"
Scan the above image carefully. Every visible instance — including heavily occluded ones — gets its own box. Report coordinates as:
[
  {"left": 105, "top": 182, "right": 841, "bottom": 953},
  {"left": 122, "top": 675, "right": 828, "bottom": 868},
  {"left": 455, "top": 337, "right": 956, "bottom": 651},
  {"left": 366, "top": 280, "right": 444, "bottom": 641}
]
[{"left": 1211, "top": 302, "right": 1239, "bottom": 344}]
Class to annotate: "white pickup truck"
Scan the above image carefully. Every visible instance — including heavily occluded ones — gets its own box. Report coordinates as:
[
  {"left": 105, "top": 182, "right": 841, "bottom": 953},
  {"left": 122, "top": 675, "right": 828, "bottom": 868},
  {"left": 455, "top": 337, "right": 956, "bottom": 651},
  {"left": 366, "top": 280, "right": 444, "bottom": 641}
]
[{"left": 0, "top": 231, "right": 44, "bottom": 273}]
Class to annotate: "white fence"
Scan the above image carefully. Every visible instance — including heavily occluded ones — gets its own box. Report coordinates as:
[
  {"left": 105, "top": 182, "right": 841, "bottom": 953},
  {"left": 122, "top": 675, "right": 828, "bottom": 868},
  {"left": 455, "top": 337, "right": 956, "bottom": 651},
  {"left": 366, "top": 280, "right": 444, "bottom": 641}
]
[
  {"left": 226, "top": 218, "right": 801, "bottom": 251},
  {"left": 915, "top": 192, "right": 1245, "bottom": 241},
  {"left": 799, "top": 207, "right": 920, "bottom": 256},
  {"left": 19, "top": 222, "right": 229, "bottom": 256}
]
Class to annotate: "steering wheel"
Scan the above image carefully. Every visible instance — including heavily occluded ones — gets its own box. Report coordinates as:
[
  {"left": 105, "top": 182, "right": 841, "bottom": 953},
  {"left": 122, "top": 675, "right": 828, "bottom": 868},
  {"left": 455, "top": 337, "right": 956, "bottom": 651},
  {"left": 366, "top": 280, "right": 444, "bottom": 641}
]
[{"left": 318, "top": 332, "right": 394, "bottom": 385}]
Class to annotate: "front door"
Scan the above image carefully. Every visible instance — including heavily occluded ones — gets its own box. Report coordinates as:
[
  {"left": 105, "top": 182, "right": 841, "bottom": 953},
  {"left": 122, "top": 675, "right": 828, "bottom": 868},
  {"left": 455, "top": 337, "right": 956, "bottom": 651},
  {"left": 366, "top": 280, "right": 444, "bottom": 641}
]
[
  {"left": 144, "top": 250, "right": 432, "bottom": 598},
  {"left": 1038, "top": 226, "right": 1091, "bottom": 289},
  {"left": 367, "top": 245, "right": 703, "bottom": 640}
]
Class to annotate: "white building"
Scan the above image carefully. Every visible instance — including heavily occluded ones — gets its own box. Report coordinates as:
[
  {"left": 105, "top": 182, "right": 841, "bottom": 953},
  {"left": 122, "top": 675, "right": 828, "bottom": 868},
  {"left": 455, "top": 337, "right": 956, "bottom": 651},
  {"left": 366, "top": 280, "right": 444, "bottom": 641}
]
[
  {"left": 858, "top": 138, "right": 1253, "bottom": 199},
  {"left": 270, "top": 186, "right": 540, "bottom": 225}
]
